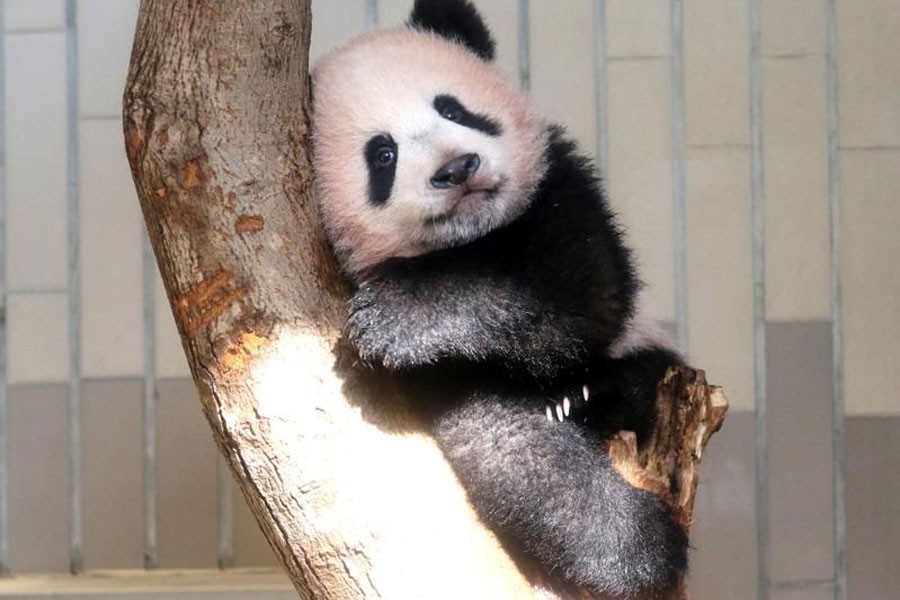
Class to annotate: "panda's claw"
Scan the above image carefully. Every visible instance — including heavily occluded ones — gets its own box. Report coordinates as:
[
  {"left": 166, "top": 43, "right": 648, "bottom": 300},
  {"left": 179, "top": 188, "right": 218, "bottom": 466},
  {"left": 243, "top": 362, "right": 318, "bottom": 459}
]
[{"left": 545, "top": 384, "right": 592, "bottom": 424}]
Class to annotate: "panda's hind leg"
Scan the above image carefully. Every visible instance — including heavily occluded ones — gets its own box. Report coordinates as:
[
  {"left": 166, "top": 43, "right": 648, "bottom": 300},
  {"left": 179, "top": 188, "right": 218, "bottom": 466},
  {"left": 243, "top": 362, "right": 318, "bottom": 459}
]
[{"left": 433, "top": 391, "right": 687, "bottom": 598}]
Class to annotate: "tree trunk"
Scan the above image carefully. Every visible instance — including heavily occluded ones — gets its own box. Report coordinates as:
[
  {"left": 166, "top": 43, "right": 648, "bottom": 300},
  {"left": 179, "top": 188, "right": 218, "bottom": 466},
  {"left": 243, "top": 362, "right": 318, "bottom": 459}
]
[{"left": 122, "top": 2, "right": 726, "bottom": 599}]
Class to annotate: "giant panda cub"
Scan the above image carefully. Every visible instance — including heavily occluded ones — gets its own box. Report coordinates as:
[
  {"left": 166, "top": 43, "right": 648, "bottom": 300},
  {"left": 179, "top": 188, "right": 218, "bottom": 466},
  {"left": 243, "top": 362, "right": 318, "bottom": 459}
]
[{"left": 312, "top": 0, "right": 688, "bottom": 597}]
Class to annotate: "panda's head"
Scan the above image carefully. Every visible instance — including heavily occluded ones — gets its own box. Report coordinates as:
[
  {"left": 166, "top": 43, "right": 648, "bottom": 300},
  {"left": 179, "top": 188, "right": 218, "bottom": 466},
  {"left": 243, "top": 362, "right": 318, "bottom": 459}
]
[{"left": 312, "top": 0, "right": 548, "bottom": 278}]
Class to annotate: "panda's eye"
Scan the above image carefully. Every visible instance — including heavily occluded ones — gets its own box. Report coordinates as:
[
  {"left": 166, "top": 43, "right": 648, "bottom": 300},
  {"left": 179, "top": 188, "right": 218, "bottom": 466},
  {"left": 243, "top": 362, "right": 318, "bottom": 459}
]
[
  {"left": 433, "top": 94, "right": 502, "bottom": 137},
  {"left": 364, "top": 134, "right": 398, "bottom": 206},
  {"left": 441, "top": 106, "right": 462, "bottom": 122},
  {"left": 375, "top": 146, "right": 396, "bottom": 168},
  {"left": 436, "top": 96, "right": 464, "bottom": 122}
]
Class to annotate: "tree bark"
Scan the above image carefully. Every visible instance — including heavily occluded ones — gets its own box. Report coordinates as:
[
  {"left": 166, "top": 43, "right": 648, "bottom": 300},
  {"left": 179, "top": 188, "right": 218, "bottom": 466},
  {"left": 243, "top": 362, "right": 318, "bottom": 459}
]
[
  {"left": 123, "top": 1, "right": 533, "bottom": 597},
  {"left": 122, "top": 2, "right": 726, "bottom": 599},
  {"left": 608, "top": 368, "right": 728, "bottom": 600}
]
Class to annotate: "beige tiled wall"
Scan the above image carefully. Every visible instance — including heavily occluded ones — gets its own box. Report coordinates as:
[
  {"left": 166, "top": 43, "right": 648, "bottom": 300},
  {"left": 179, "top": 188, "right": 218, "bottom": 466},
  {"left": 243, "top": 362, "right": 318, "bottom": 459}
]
[
  {"left": 80, "top": 119, "right": 144, "bottom": 378},
  {"left": 686, "top": 147, "right": 755, "bottom": 410},
  {"left": 7, "top": 293, "right": 69, "bottom": 384},
  {"left": 6, "top": 32, "right": 68, "bottom": 294},
  {"left": 607, "top": 0, "right": 669, "bottom": 58},
  {"left": 763, "top": 56, "right": 830, "bottom": 321},
  {"left": 838, "top": 0, "right": 900, "bottom": 148},
  {"left": 530, "top": 0, "right": 597, "bottom": 156},
  {"left": 310, "top": 0, "right": 366, "bottom": 63},
  {"left": 607, "top": 58, "right": 675, "bottom": 321},
  {"left": 684, "top": 0, "right": 749, "bottom": 147},
  {"left": 2, "top": 0, "right": 899, "bottom": 592},
  {"left": 77, "top": 1, "right": 139, "bottom": 117},
  {"left": 842, "top": 150, "right": 900, "bottom": 415},
  {"left": 5, "top": 0, "right": 63, "bottom": 31}
]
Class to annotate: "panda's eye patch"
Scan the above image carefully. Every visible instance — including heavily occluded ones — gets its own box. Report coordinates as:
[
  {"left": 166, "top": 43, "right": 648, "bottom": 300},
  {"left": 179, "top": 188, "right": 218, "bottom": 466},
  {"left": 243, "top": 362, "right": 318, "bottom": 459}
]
[
  {"left": 364, "top": 134, "right": 398, "bottom": 206},
  {"left": 433, "top": 95, "right": 502, "bottom": 137}
]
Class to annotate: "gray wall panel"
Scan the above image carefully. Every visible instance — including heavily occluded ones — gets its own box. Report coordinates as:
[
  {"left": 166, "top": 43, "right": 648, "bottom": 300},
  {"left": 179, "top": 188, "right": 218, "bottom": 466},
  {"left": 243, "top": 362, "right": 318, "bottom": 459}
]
[
  {"left": 82, "top": 379, "right": 143, "bottom": 569},
  {"left": 8, "top": 384, "right": 69, "bottom": 573},
  {"left": 766, "top": 322, "right": 834, "bottom": 583},
  {"left": 846, "top": 417, "right": 900, "bottom": 599}
]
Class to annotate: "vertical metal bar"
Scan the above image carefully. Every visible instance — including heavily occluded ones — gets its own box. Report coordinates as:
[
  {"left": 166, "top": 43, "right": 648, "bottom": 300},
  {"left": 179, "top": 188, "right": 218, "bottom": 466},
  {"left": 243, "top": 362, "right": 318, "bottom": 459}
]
[
  {"left": 825, "top": 0, "right": 846, "bottom": 598},
  {"left": 517, "top": 0, "right": 530, "bottom": 91},
  {"left": 64, "top": 0, "right": 83, "bottom": 574},
  {"left": 142, "top": 233, "right": 158, "bottom": 569},
  {"left": 670, "top": 0, "right": 688, "bottom": 352},
  {"left": 365, "top": 0, "right": 378, "bottom": 30},
  {"left": 592, "top": 0, "right": 608, "bottom": 175},
  {"left": 748, "top": 0, "right": 768, "bottom": 597},
  {"left": 0, "top": 0, "right": 9, "bottom": 576},
  {"left": 217, "top": 455, "right": 234, "bottom": 569}
]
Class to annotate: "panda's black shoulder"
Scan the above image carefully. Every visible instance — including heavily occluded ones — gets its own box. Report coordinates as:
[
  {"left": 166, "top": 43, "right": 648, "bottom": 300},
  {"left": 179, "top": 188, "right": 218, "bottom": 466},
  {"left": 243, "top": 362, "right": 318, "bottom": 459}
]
[
  {"left": 534, "top": 125, "right": 612, "bottom": 216},
  {"left": 434, "top": 124, "right": 639, "bottom": 353},
  {"left": 512, "top": 125, "right": 637, "bottom": 294}
]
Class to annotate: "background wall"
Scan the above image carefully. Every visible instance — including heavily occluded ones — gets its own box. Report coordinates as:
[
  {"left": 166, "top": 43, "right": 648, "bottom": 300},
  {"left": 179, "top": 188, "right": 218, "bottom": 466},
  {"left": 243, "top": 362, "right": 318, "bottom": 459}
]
[{"left": 0, "top": 0, "right": 897, "bottom": 598}]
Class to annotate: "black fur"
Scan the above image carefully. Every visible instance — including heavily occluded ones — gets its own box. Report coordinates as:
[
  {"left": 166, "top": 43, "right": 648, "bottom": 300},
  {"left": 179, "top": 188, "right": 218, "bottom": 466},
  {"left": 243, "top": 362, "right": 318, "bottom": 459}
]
[
  {"left": 434, "top": 395, "right": 687, "bottom": 598},
  {"left": 347, "top": 128, "right": 688, "bottom": 597},
  {"left": 364, "top": 134, "right": 398, "bottom": 206},
  {"left": 434, "top": 94, "right": 502, "bottom": 137},
  {"left": 408, "top": 0, "right": 496, "bottom": 61}
]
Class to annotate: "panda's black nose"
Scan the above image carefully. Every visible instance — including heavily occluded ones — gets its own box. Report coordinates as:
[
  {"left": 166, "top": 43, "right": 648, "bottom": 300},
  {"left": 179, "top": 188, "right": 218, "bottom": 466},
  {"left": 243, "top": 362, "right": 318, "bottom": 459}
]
[{"left": 430, "top": 154, "right": 481, "bottom": 189}]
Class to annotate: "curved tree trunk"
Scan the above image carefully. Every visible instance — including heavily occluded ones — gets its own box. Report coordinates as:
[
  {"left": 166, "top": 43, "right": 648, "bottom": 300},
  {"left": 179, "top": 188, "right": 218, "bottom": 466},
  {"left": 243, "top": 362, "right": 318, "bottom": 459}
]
[
  {"left": 123, "top": 1, "right": 533, "bottom": 597},
  {"left": 122, "top": 2, "right": 726, "bottom": 599}
]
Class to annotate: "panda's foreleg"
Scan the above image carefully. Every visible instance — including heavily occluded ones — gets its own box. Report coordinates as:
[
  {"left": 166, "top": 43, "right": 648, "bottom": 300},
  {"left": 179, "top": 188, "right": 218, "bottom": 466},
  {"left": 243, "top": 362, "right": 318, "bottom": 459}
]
[
  {"left": 347, "top": 259, "right": 589, "bottom": 375},
  {"left": 433, "top": 392, "right": 687, "bottom": 598}
]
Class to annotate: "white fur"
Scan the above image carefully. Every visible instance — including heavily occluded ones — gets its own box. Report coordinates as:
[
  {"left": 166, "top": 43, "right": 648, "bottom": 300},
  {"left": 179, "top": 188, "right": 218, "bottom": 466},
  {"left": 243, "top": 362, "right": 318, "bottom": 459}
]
[
  {"left": 609, "top": 292, "right": 678, "bottom": 359},
  {"left": 312, "top": 28, "right": 548, "bottom": 277}
]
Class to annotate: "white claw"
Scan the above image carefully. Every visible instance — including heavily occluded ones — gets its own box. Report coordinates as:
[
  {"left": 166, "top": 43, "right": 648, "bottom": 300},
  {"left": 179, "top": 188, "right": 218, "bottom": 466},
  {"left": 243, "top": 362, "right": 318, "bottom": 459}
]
[
  {"left": 555, "top": 403, "right": 564, "bottom": 422},
  {"left": 582, "top": 384, "right": 590, "bottom": 402},
  {"left": 563, "top": 396, "right": 571, "bottom": 417},
  {"left": 546, "top": 406, "right": 554, "bottom": 422}
]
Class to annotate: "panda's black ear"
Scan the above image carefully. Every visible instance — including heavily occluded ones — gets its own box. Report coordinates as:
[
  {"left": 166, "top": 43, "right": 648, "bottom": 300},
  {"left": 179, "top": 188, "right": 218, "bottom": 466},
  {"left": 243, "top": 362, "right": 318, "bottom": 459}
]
[{"left": 408, "top": 0, "right": 495, "bottom": 62}]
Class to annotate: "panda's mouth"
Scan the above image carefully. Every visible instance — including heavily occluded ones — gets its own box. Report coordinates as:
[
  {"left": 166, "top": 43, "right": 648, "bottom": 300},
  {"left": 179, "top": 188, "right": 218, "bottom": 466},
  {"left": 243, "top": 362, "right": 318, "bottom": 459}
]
[{"left": 427, "top": 184, "right": 501, "bottom": 226}]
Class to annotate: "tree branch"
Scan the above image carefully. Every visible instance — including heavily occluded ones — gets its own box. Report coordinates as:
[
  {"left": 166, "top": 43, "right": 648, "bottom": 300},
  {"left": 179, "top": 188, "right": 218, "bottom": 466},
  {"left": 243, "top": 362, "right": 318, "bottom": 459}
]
[{"left": 609, "top": 368, "right": 729, "bottom": 600}]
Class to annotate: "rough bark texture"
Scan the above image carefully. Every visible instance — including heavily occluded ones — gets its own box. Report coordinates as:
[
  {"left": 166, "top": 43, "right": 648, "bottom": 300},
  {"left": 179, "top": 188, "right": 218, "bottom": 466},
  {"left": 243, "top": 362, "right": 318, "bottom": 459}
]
[
  {"left": 122, "top": 2, "right": 727, "bottom": 599},
  {"left": 608, "top": 368, "right": 729, "bottom": 600}
]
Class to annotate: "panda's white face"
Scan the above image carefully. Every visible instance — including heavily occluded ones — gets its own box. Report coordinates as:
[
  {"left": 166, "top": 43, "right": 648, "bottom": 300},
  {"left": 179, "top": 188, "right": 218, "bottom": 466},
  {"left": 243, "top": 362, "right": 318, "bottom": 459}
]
[{"left": 312, "top": 27, "right": 548, "bottom": 278}]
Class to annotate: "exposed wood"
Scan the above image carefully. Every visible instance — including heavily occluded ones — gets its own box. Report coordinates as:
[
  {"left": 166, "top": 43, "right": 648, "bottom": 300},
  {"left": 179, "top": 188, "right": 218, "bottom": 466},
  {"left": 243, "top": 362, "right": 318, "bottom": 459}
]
[
  {"left": 122, "top": 2, "right": 727, "bottom": 599},
  {"left": 608, "top": 368, "right": 729, "bottom": 600}
]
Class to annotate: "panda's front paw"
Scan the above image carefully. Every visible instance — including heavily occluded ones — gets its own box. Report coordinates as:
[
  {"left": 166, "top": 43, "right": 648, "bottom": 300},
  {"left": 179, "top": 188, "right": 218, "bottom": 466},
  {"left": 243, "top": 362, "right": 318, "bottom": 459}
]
[
  {"left": 347, "top": 287, "right": 390, "bottom": 365},
  {"left": 347, "top": 309, "right": 394, "bottom": 369},
  {"left": 347, "top": 286, "right": 430, "bottom": 370}
]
